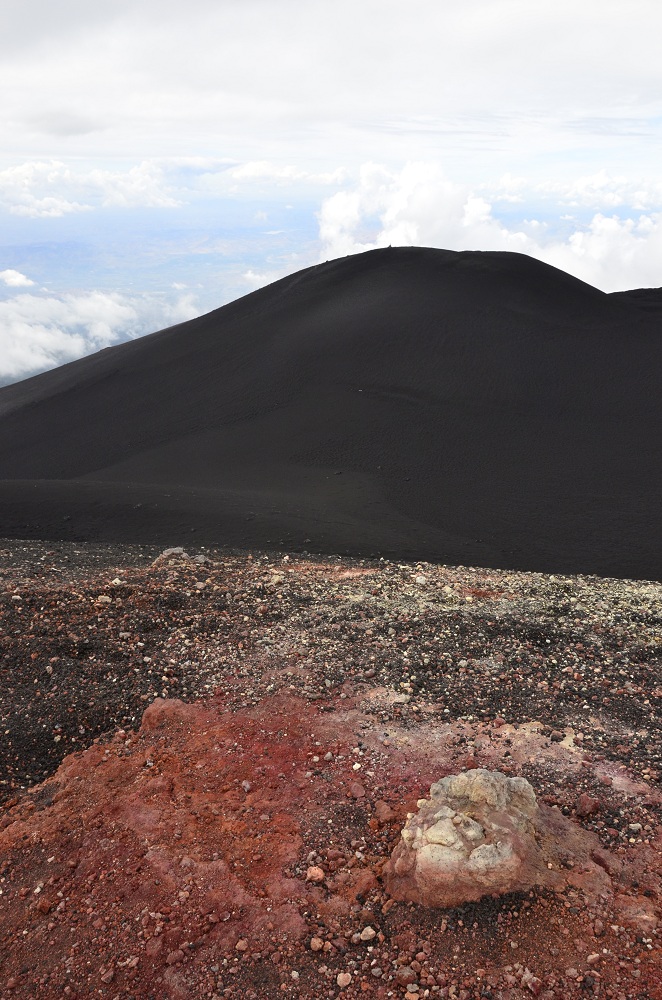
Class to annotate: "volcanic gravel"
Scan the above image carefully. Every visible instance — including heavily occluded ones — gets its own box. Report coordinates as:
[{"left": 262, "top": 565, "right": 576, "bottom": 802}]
[
  {"left": 0, "top": 540, "right": 660, "bottom": 1000},
  {"left": 2, "top": 539, "right": 660, "bottom": 801}
]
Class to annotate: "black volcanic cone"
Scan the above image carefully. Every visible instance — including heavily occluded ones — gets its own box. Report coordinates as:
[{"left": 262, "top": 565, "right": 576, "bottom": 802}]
[{"left": 0, "top": 247, "right": 660, "bottom": 578}]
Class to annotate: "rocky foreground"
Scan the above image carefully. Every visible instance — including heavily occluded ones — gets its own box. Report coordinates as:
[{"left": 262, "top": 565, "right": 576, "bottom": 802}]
[{"left": 0, "top": 540, "right": 660, "bottom": 999}]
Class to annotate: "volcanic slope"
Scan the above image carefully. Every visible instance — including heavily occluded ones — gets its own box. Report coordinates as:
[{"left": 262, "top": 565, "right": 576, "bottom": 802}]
[{"left": 0, "top": 247, "right": 660, "bottom": 579}]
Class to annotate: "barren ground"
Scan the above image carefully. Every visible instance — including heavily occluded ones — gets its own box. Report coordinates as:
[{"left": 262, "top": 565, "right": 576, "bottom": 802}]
[{"left": 0, "top": 540, "right": 660, "bottom": 999}]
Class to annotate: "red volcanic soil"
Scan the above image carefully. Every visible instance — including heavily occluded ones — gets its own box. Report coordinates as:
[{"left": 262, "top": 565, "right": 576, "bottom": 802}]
[
  {"left": 1, "top": 693, "right": 660, "bottom": 1000},
  {"left": 0, "top": 542, "right": 661, "bottom": 999}
]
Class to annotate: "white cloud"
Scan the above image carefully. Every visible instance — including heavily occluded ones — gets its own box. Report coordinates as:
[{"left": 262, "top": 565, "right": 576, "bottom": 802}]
[
  {"left": 0, "top": 289, "right": 197, "bottom": 381},
  {"left": 496, "top": 172, "right": 662, "bottom": 212},
  {"left": 0, "top": 162, "right": 89, "bottom": 217},
  {"left": 229, "top": 162, "right": 346, "bottom": 185},
  {"left": 2, "top": 1, "right": 660, "bottom": 176},
  {"left": 317, "top": 163, "right": 662, "bottom": 291},
  {"left": 318, "top": 163, "right": 529, "bottom": 260},
  {"left": 541, "top": 213, "right": 662, "bottom": 291},
  {"left": 0, "top": 269, "right": 34, "bottom": 287},
  {"left": 241, "top": 268, "right": 287, "bottom": 290},
  {"left": 0, "top": 160, "right": 179, "bottom": 217},
  {"left": 89, "top": 162, "right": 180, "bottom": 208}
]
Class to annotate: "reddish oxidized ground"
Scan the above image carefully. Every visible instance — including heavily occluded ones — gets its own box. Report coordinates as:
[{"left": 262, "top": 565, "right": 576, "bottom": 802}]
[{"left": 1, "top": 688, "right": 660, "bottom": 1000}]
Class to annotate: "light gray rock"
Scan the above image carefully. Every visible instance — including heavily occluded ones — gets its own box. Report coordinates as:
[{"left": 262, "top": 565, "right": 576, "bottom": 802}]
[{"left": 385, "top": 768, "right": 560, "bottom": 907}]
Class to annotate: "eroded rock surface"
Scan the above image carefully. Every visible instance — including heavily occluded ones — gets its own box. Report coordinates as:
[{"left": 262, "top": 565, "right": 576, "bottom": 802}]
[{"left": 386, "top": 768, "right": 561, "bottom": 907}]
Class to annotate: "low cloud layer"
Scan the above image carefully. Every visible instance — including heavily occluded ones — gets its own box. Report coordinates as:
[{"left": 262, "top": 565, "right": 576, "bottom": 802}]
[
  {"left": 0, "top": 161, "right": 179, "bottom": 217},
  {"left": 0, "top": 287, "right": 197, "bottom": 382}
]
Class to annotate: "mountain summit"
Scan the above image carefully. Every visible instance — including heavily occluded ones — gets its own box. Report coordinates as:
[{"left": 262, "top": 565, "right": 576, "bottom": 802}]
[{"left": 0, "top": 247, "right": 660, "bottom": 578}]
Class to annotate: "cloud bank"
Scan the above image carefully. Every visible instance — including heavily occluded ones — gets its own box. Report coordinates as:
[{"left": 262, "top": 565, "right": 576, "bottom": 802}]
[
  {"left": 0, "top": 288, "right": 197, "bottom": 382},
  {"left": 317, "top": 163, "right": 662, "bottom": 292},
  {"left": 0, "top": 161, "right": 179, "bottom": 217}
]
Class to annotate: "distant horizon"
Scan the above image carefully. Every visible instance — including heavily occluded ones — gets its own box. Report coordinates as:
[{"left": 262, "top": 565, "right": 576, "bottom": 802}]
[{"left": 2, "top": 1, "right": 662, "bottom": 382}]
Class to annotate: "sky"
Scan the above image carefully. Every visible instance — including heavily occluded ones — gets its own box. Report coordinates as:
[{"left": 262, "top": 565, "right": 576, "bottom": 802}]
[{"left": 1, "top": 0, "right": 662, "bottom": 382}]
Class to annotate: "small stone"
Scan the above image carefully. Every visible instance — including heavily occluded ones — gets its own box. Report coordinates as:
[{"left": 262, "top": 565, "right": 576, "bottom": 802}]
[
  {"left": 576, "top": 793, "right": 600, "bottom": 818},
  {"left": 235, "top": 939, "right": 249, "bottom": 951},
  {"left": 565, "top": 967, "right": 579, "bottom": 980},
  {"left": 374, "top": 800, "right": 395, "bottom": 823},
  {"left": 395, "top": 966, "right": 418, "bottom": 987},
  {"left": 371, "top": 967, "right": 383, "bottom": 977},
  {"left": 100, "top": 967, "right": 115, "bottom": 982},
  {"left": 241, "top": 780, "right": 252, "bottom": 793},
  {"left": 337, "top": 971, "right": 352, "bottom": 987},
  {"left": 521, "top": 969, "right": 542, "bottom": 995},
  {"left": 359, "top": 925, "right": 376, "bottom": 941},
  {"left": 306, "top": 866, "right": 325, "bottom": 883},
  {"left": 166, "top": 950, "right": 184, "bottom": 965},
  {"left": 349, "top": 782, "right": 366, "bottom": 798},
  {"left": 310, "top": 936, "right": 324, "bottom": 951}
]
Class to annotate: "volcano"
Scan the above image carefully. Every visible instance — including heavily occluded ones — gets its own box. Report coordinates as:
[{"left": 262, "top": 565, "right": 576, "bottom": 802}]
[{"left": 0, "top": 246, "right": 660, "bottom": 578}]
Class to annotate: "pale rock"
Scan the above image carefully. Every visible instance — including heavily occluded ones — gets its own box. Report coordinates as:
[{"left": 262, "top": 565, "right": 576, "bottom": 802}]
[{"left": 385, "top": 768, "right": 562, "bottom": 907}]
